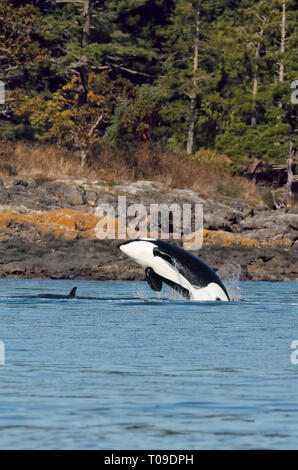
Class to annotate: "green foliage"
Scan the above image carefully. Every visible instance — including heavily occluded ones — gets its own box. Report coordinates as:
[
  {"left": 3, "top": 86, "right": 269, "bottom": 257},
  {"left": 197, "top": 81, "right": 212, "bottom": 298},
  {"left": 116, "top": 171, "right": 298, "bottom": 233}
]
[
  {"left": 0, "top": 0, "right": 49, "bottom": 68},
  {"left": 103, "top": 84, "right": 165, "bottom": 144},
  {"left": 0, "top": 0, "right": 297, "bottom": 171}
]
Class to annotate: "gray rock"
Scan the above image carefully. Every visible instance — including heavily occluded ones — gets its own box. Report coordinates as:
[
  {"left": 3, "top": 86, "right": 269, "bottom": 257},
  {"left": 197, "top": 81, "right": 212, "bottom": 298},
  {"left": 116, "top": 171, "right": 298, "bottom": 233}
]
[
  {"left": 85, "top": 190, "right": 98, "bottom": 206},
  {"left": 239, "top": 213, "right": 298, "bottom": 231},
  {"left": 64, "top": 188, "right": 84, "bottom": 206},
  {"left": 203, "top": 213, "right": 231, "bottom": 231},
  {"left": 11, "top": 179, "right": 28, "bottom": 187},
  {"left": 43, "top": 182, "right": 84, "bottom": 206}
]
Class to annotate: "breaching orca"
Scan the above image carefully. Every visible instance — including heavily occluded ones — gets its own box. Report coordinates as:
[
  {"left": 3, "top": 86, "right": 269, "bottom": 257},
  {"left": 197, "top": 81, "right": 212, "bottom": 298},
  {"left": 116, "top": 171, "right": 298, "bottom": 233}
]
[
  {"left": 37, "top": 287, "right": 77, "bottom": 299},
  {"left": 118, "top": 239, "right": 230, "bottom": 301}
]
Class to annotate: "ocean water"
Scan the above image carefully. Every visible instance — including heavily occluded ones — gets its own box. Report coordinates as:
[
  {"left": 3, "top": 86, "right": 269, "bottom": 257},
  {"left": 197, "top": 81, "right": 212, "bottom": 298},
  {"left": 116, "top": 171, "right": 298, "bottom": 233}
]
[{"left": 0, "top": 278, "right": 298, "bottom": 450}]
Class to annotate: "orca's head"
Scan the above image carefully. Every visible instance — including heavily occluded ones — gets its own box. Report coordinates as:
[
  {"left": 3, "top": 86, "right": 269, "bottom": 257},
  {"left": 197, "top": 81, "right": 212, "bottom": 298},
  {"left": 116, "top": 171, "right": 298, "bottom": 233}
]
[{"left": 118, "top": 238, "right": 157, "bottom": 269}]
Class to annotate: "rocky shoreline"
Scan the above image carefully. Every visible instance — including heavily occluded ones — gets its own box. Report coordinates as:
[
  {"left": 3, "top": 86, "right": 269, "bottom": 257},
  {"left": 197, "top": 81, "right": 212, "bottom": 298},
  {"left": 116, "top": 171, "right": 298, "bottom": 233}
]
[{"left": 0, "top": 176, "right": 297, "bottom": 282}]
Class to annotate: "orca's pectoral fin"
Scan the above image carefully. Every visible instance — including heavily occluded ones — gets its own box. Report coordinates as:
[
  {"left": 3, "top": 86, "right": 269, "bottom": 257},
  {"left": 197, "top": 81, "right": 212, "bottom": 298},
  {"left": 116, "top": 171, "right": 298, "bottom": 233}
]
[
  {"left": 145, "top": 268, "right": 162, "bottom": 292},
  {"left": 153, "top": 248, "right": 174, "bottom": 265},
  {"left": 69, "top": 287, "right": 77, "bottom": 298}
]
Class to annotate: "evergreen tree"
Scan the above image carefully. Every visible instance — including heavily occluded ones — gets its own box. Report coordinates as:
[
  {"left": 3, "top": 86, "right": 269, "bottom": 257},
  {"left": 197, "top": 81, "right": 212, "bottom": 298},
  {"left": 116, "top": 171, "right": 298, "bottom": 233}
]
[{"left": 157, "top": 0, "right": 218, "bottom": 153}]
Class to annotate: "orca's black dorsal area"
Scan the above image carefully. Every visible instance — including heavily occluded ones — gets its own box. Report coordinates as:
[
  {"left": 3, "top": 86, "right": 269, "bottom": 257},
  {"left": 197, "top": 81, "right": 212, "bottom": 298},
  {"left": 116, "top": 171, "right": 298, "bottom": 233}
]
[
  {"left": 36, "top": 286, "right": 78, "bottom": 299},
  {"left": 68, "top": 287, "right": 77, "bottom": 298}
]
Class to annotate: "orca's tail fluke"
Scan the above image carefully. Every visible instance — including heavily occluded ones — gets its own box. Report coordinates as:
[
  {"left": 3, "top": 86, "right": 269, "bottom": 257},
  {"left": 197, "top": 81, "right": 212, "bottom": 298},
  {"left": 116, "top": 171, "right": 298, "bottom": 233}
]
[{"left": 68, "top": 287, "right": 77, "bottom": 298}]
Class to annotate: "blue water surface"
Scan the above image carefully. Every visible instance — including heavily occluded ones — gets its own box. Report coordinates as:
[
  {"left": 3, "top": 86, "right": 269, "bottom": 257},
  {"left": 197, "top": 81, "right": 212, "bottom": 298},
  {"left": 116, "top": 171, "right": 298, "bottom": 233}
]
[{"left": 0, "top": 278, "right": 298, "bottom": 449}]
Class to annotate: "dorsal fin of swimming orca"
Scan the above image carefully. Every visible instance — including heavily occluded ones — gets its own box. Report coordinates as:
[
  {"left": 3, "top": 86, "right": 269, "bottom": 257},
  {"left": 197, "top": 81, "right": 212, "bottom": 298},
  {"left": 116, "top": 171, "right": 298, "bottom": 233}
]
[
  {"left": 145, "top": 268, "right": 162, "bottom": 292},
  {"left": 68, "top": 287, "right": 77, "bottom": 298}
]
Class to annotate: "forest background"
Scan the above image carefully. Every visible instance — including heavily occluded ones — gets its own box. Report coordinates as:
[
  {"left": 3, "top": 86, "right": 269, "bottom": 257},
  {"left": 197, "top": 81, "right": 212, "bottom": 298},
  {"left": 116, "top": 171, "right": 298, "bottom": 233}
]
[{"left": 0, "top": 0, "right": 297, "bottom": 203}]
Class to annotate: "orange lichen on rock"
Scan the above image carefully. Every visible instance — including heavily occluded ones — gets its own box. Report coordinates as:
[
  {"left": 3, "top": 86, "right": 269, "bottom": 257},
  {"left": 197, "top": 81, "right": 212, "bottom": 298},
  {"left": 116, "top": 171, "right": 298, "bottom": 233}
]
[
  {"left": 263, "top": 238, "right": 292, "bottom": 248},
  {"left": 30, "top": 210, "right": 77, "bottom": 231},
  {"left": 0, "top": 209, "right": 99, "bottom": 241},
  {"left": 0, "top": 210, "right": 295, "bottom": 247},
  {"left": 0, "top": 211, "right": 28, "bottom": 226},
  {"left": 0, "top": 209, "right": 129, "bottom": 242},
  {"left": 203, "top": 229, "right": 292, "bottom": 248},
  {"left": 203, "top": 229, "right": 260, "bottom": 247}
]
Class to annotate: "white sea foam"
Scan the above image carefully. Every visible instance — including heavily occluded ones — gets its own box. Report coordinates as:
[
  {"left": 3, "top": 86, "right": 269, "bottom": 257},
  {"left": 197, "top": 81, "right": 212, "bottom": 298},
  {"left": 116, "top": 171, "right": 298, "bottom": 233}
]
[{"left": 218, "top": 263, "right": 243, "bottom": 301}]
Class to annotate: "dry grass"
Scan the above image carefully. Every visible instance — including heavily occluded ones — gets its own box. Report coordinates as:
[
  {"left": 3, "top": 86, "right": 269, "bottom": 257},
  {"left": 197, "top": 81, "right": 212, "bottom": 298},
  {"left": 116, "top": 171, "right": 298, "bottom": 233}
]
[
  {"left": 0, "top": 141, "right": 91, "bottom": 179},
  {"left": 89, "top": 144, "right": 262, "bottom": 205},
  {"left": 0, "top": 140, "right": 262, "bottom": 205}
]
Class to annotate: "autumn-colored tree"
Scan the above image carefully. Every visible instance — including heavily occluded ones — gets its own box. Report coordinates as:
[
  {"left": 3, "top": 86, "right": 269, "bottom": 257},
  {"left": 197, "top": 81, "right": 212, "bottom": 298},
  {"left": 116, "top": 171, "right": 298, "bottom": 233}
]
[
  {"left": 0, "top": 0, "right": 49, "bottom": 78},
  {"left": 0, "top": 0, "right": 49, "bottom": 135},
  {"left": 11, "top": 73, "right": 109, "bottom": 166}
]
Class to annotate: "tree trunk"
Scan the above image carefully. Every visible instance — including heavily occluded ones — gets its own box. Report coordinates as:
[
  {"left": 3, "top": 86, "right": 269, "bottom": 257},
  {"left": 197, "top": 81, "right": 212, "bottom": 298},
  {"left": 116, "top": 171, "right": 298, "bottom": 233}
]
[
  {"left": 279, "top": 0, "right": 286, "bottom": 83},
  {"left": 79, "top": 0, "right": 91, "bottom": 166},
  {"left": 251, "top": 44, "right": 259, "bottom": 128},
  {"left": 82, "top": 0, "right": 90, "bottom": 48},
  {"left": 187, "top": 97, "right": 196, "bottom": 154},
  {"left": 287, "top": 141, "right": 294, "bottom": 197},
  {"left": 186, "top": 8, "right": 200, "bottom": 155},
  {"left": 77, "top": 0, "right": 91, "bottom": 107},
  {"left": 251, "top": 27, "right": 263, "bottom": 128},
  {"left": 80, "top": 141, "right": 88, "bottom": 169},
  {"left": 277, "top": 0, "right": 286, "bottom": 110}
]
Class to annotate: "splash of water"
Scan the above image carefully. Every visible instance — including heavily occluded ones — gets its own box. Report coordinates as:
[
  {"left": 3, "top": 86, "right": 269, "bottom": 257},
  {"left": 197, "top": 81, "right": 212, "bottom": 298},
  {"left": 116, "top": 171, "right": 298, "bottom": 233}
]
[
  {"left": 133, "top": 282, "right": 151, "bottom": 300},
  {"left": 217, "top": 263, "right": 242, "bottom": 301}
]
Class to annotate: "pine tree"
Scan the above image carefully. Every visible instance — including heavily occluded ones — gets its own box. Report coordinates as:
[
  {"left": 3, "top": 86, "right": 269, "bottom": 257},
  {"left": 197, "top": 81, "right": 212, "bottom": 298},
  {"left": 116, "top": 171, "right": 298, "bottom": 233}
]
[
  {"left": 214, "top": 0, "right": 298, "bottom": 165},
  {"left": 158, "top": 0, "right": 217, "bottom": 153}
]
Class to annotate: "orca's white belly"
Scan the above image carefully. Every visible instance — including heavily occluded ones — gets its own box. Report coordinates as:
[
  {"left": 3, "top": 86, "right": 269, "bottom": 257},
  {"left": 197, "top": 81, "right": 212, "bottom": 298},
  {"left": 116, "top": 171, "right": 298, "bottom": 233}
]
[{"left": 190, "top": 283, "right": 229, "bottom": 301}]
